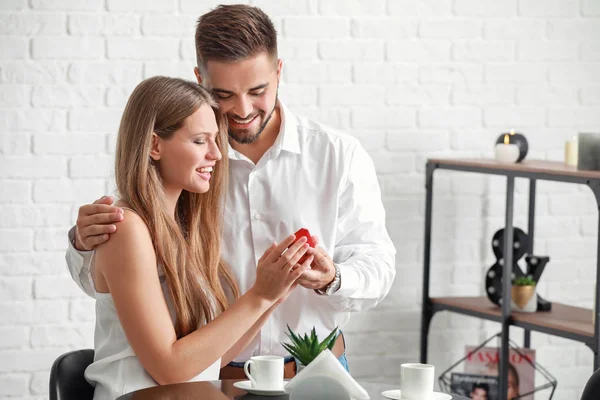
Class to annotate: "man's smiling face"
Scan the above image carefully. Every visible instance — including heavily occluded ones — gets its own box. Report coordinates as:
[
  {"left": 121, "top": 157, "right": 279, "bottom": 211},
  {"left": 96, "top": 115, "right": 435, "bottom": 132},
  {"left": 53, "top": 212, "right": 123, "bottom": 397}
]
[{"left": 196, "top": 52, "right": 281, "bottom": 145}]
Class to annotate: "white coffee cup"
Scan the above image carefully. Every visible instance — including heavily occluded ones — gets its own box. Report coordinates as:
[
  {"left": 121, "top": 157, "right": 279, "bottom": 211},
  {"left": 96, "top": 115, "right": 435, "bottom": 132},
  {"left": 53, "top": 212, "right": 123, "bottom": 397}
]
[
  {"left": 243, "top": 355, "right": 284, "bottom": 390},
  {"left": 400, "top": 363, "right": 435, "bottom": 400}
]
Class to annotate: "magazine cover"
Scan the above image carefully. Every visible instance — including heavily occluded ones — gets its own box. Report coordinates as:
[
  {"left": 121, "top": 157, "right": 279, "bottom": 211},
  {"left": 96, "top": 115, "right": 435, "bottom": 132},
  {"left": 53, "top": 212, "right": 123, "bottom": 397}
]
[
  {"left": 464, "top": 346, "right": 536, "bottom": 400},
  {"left": 451, "top": 372, "right": 498, "bottom": 400}
]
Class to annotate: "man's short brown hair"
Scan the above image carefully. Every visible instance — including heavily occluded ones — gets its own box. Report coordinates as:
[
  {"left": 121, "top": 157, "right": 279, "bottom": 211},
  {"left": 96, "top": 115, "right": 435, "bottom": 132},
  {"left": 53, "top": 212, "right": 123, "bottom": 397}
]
[{"left": 195, "top": 4, "right": 278, "bottom": 71}]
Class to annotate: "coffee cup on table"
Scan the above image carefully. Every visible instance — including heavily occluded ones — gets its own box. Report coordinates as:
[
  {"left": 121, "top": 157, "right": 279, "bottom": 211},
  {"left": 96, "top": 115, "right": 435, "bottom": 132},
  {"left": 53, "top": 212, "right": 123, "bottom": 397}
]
[
  {"left": 400, "top": 363, "right": 435, "bottom": 400},
  {"left": 243, "top": 355, "right": 284, "bottom": 390}
]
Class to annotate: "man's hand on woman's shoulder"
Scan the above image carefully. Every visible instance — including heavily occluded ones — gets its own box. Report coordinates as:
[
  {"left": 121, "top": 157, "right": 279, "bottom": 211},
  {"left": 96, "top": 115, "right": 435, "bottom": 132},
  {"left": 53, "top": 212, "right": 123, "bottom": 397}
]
[{"left": 74, "top": 195, "right": 124, "bottom": 251}]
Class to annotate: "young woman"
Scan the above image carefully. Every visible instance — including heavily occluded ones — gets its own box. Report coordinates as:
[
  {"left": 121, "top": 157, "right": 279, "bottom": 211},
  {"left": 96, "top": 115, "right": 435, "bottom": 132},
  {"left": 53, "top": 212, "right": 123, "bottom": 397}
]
[{"left": 84, "top": 76, "right": 312, "bottom": 399}]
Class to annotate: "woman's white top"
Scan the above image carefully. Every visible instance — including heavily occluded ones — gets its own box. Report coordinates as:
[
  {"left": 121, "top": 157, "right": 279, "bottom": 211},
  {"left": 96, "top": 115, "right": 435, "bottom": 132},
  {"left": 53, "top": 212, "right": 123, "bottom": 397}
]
[{"left": 84, "top": 225, "right": 221, "bottom": 400}]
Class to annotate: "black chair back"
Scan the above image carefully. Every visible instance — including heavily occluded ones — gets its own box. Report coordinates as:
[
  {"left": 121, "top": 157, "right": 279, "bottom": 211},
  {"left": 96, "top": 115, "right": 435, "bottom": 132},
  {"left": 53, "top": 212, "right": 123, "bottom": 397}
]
[
  {"left": 49, "top": 349, "right": 95, "bottom": 400},
  {"left": 582, "top": 367, "right": 600, "bottom": 400}
]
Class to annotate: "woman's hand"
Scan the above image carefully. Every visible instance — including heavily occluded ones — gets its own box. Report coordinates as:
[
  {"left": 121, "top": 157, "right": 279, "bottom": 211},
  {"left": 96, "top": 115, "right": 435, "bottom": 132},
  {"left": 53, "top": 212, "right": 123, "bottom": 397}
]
[{"left": 250, "top": 235, "right": 313, "bottom": 303}]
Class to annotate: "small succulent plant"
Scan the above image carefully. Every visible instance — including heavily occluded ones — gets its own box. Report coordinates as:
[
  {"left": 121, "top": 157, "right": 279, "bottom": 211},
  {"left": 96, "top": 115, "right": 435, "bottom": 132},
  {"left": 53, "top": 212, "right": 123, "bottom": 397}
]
[
  {"left": 281, "top": 325, "right": 338, "bottom": 366},
  {"left": 513, "top": 276, "right": 536, "bottom": 286}
]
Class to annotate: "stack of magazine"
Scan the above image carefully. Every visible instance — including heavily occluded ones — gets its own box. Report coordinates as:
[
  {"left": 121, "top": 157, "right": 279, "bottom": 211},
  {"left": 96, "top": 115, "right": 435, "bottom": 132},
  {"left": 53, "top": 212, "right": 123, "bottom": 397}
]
[{"left": 450, "top": 346, "right": 536, "bottom": 400}]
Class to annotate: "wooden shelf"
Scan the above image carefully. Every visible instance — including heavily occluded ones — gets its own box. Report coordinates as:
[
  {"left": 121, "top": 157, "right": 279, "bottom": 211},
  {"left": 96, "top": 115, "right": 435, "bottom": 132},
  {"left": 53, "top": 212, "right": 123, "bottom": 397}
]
[
  {"left": 431, "top": 296, "right": 594, "bottom": 346},
  {"left": 428, "top": 158, "right": 600, "bottom": 181},
  {"left": 421, "top": 157, "right": 600, "bottom": 395}
]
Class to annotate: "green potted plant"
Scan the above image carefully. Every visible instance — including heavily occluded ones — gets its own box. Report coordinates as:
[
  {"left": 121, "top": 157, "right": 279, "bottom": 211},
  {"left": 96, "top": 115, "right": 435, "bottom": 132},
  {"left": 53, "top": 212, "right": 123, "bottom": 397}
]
[
  {"left": 512, "top": 276, "right": 536, "bottom": 312},
  {"left": 281, "top": 325, "right": 338, "bottom": 371}
]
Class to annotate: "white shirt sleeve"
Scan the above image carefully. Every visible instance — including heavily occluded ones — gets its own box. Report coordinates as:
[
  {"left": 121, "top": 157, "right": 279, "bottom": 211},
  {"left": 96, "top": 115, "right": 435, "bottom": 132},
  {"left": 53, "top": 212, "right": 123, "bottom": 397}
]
[
  {"left": 327, "top": 142, "right": 396, "bottom": 312},
  {"left": 66, "top": 226, "right": 96, "bottom": 298}
]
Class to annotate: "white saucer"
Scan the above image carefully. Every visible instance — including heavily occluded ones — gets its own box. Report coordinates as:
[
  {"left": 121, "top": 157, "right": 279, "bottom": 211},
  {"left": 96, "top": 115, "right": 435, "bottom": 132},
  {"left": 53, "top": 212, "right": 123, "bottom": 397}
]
[
  {"left": 381, "top": 389, "right": 452, "bottom": 400},
  {"left": 233, "top": 380, "right": 288, "bottom": 396}
]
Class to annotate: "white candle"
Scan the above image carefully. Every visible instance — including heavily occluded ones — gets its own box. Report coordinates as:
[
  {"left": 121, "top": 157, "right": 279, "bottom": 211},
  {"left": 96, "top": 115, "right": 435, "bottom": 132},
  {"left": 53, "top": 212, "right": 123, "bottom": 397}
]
[
  {"left": 565, "top": 137, "right": 578, "bottom": 167},
  {"left": 495, "top": 134, "right": 519, "bottom": 163}
]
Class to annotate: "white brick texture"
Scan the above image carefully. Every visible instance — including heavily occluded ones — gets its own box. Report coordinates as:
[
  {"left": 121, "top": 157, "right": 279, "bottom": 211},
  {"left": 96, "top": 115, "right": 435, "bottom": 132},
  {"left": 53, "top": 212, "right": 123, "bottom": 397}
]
[{"left": 1, "top": 1, "right": 599, "bottom": 398}]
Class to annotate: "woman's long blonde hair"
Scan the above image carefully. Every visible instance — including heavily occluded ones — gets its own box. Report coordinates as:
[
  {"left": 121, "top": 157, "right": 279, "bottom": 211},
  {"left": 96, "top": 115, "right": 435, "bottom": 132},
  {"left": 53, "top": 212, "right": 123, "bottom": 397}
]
[{"left": 114, "top": 76, "right": 239, "bottom": 338}]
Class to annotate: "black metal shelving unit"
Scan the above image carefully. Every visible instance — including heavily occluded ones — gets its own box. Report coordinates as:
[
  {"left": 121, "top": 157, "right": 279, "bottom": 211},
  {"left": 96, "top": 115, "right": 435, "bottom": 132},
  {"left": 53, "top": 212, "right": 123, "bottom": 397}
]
[{"left": 420, "top": 158, "right": 600, "bottom": 400}]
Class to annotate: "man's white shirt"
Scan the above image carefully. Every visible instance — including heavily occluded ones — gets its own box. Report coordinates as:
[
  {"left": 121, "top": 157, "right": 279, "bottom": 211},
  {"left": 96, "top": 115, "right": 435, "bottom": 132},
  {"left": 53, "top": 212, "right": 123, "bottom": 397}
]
[{"left": 66, "top": 101, "right": 396, "bottom": 362}]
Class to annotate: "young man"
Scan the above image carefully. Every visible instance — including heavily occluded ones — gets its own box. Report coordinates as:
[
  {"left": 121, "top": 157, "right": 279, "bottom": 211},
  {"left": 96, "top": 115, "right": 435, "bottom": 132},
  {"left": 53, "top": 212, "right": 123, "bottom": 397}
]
[{"left": 65, "top": 4, "right": 396, "bottom": 379}]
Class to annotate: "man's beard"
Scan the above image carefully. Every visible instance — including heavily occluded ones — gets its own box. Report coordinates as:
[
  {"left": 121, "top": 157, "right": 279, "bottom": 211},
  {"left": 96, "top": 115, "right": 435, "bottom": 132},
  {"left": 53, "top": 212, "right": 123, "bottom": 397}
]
[{"left": 228, "top": 93, "right": 278, "bottom": 145}]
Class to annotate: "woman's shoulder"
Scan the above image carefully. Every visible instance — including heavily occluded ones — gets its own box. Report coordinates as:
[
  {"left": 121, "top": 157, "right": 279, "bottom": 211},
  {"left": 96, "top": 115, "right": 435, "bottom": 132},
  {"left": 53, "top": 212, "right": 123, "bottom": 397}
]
[
  {"left": 94, "top": 206, "right": 157, "bottom": 279},
  {"left": 110, "top": 201, "right": 149, "bottom": 233},
  {"left": 96, "top": 206, "right": 153, "bottom": 256}
]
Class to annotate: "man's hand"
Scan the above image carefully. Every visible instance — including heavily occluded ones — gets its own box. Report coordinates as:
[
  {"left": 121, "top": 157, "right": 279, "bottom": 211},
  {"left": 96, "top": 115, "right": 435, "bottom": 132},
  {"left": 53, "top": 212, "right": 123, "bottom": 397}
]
[
  {"left": 296, "top": 236, "right": 336, "bottom": 291},
  {"left": 74, "top": 196, "right": 124, "bottom": 251}
]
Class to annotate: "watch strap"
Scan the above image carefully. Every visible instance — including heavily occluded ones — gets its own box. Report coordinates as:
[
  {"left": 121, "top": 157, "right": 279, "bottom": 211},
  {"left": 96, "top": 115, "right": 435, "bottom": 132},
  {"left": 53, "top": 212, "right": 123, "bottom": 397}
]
[{"left": 315, "top": 263, "right": 341, "bottom": 295}]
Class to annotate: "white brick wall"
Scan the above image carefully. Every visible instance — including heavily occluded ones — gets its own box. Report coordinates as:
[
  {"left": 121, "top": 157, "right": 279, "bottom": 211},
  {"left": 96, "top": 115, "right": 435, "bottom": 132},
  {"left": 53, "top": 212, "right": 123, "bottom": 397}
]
[{"left": 0, "top": 0, "right": 599, "bottom": 398}]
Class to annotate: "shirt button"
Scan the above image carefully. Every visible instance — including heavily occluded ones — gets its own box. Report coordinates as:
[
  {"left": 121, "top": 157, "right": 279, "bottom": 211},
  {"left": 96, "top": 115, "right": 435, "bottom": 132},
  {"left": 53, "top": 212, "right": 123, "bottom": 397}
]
[{"left": 254, "top": 212, "right": 262, "bottom": 221}]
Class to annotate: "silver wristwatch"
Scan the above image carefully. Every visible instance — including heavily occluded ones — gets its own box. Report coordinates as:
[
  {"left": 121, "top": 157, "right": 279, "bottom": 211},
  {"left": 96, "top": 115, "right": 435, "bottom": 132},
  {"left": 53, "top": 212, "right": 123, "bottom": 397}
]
[{"left": 315, "top": 263, "right": 341, "bottom": 296}]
